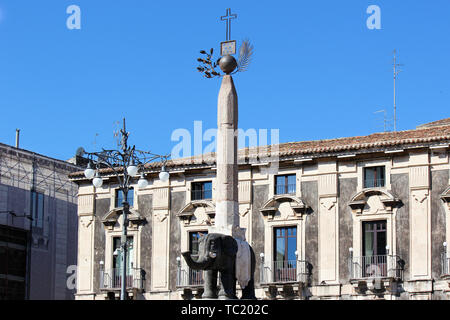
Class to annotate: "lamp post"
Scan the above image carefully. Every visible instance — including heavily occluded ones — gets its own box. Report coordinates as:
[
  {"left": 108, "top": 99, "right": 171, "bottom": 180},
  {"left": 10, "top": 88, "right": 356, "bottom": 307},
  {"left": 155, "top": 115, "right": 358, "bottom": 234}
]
[{"left": 83, "top": 118, "right": 170, "bottom": 300}]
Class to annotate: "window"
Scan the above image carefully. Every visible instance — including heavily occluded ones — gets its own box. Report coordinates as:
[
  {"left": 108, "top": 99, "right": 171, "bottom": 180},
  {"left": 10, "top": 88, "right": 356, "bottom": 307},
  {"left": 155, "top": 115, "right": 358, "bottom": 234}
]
[
  {"left": 113, "top": 236, "right": 134, "bottom": 272},
  {"left": 191, "top": 182, "right": 212, "bottom": 200},
  {"left": 189, "top": 231, "right": 208, "bottom": 258},
  {"left": 112, "top": 236, "right": 134, "bottom": 288},
  {"left": 273, "top": 226, "right": 297, "bottom": 282},
  {"left": 188, "top": 231, "right": 207, "bottom": 285},
  {"left": 362, "top": 221, "right": 387, "bottom": 277},
  {"left": 0, "top": 226, "right": 27, "bottom": 300},
  {"left": 363, "top": 221, "right": 386, "bottom": 257},
  {"left": 364, "top": 166, "right": 385, "bottom": 188},
  {"left": 275, "top": 174, "right": 296, "bottom": 195},
  {"left": 31, "top": 191, "right": 44, "bottom": 228},
  {"left": 115, "top": 188, "right": 134, "bottom": 208}
]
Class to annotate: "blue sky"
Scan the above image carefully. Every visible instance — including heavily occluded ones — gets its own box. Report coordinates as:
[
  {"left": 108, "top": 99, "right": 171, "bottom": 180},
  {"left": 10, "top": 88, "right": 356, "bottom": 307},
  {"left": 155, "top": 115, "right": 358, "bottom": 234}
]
[{"left": 0, "top": 0, "right": 449, "bottom": 161}]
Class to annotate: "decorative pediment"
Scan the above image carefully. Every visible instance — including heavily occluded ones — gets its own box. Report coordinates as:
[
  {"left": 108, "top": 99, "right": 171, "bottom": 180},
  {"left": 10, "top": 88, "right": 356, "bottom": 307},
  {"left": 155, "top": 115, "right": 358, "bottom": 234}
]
[
  {"left": 177, "top": 200, "right": 216, "bottom": 226},
  {"left": 442, "top": 186, "right": 450, "bottom": 208},
  {"left": 260, "top": 195, "right": 309, "bottom": 220},
  {"left": 102, "top": 207, "right": 146, "bottom": 230},
  {"left": 349, "top": 189, "right": 402, "bottom": 214}
]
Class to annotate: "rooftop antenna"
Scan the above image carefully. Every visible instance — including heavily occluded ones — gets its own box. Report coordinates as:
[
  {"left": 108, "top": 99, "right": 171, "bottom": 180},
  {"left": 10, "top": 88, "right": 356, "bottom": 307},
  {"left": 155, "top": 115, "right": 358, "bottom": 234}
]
[
  {"left": 92, "top": 133, "right": 99, "bottom": 149},
  {"left": 374, "top": 109, "right": 391, "bottom": 132},
  {"left": 393, "top": 49, "right": 404, "bottom": 132}
]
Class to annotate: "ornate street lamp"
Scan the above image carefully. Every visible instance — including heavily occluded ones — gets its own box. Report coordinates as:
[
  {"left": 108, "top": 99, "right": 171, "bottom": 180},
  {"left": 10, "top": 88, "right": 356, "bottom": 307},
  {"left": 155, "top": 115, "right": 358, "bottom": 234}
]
[{"left": 83, "top": 118, "right": 170, "bottom": 300}]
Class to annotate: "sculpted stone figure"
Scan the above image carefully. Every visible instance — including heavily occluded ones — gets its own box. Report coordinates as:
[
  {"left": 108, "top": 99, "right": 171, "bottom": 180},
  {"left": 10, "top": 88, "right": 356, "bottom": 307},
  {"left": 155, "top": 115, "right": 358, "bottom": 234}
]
[{"left": 182, "top": 233, "right": 256, "bottom": 300}]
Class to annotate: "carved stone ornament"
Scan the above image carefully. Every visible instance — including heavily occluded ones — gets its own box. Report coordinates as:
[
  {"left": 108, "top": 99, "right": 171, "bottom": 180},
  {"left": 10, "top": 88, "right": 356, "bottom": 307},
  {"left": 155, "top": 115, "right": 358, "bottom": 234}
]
[
  {"left": 177, "top": 200, "right": 216, "bottom": 226},
  {"left": 441, "top": 186, "right": 450, "bottom": 209},
  {"left": 101, "top": 208, "right": 146, "bottom": 230},
  {"left": 349, "top": 188, "right": 402, "bottom": 215},
  {"left": 259, "top": 195, "right": 309, "bottom": 221}
]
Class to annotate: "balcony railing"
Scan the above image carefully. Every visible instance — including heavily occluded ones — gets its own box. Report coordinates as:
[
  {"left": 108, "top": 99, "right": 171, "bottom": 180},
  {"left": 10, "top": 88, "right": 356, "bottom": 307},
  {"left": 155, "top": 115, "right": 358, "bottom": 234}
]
[
  {"left": 191, "top": 189, "right": 212, "bottom": 201},
  {"left": 349, "top": 255, "right": 404, "bottom": 280},
  {"left": 442, "top": 252, "right": 450, "bottom": 276},
  {"left": 275, "top": 184, "right": 296, "bottom": 195},
  {"left": 363, "top": 178, "right": 385, "bottom": 188},
  {"left": 100, "top": 268, "right": 145, "bottom": 290},
  {"left": 176, "top": 265, "right": 204, "bottom": 287},
  {"left": 260, "top": 259, "right": 311, "bottom": 284}
]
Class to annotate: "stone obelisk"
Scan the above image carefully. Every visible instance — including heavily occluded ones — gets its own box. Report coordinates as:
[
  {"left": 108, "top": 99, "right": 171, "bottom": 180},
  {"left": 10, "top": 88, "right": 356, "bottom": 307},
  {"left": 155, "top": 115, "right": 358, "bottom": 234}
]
[{"left": 211, "top": 73, "right": 244, "bottom": 240}]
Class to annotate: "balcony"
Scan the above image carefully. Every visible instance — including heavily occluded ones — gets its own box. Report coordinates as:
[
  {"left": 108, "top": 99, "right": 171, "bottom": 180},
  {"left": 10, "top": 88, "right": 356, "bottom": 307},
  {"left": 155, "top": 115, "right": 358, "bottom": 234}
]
[
  {"left": 349, "top": 255, "right": 404, "bottom": 280},
  {"left": 176, "top": 266, "right": 204, "bottom": 288},
  {"left": 275, "top": 184, "right": 296, "bottom": 195},
  {"left": 363, "top": 178, "right": 385, "bottom": 189},
  {"left": 100, "top": 268, "right": 145, "bottom": 291},
  {"left": 191, "top": 189, "right": 212, "bottom": 201},
  {"left": 442, "top": 252, "right": 450, "bottom": 278},
  {"left": 260, "top": 259, "right": 312, "bottom": 299},
  {"left": 176, "top": 263, "right": 205, "bottom": 299}
]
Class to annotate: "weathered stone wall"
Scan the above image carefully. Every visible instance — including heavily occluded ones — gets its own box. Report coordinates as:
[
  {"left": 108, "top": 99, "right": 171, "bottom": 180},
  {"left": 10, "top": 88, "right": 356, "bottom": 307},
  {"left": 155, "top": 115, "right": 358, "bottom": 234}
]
[
  {"left": 391, "top": 173, "right": 410, "bottom": 280},
  {"left": 138, "top": 194, "right": 153, "bottom": 292},
  {"left": 169, "top": 191, "right": 185, "bottom": 291},
  {"left": 302, "top": 180, "right": 318, "bottom": 285},
  {"left": 93, "top": 198, "right": 109, "bottom": 293},
  {"left": 431, "top": 170, "right": 448, "bottom": 279},
  {"left": 251, "top": 184, "right": 268, "bottom": 284},
  {"left": 338, "top": 178, "right": 357, "bottom": 282}
]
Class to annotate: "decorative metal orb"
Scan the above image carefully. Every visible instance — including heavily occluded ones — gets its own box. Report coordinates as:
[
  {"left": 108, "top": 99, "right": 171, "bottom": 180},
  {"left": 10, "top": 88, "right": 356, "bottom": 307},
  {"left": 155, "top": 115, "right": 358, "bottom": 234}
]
[{"left": 219, "top": 55, "right": 237, "bottom": 74}]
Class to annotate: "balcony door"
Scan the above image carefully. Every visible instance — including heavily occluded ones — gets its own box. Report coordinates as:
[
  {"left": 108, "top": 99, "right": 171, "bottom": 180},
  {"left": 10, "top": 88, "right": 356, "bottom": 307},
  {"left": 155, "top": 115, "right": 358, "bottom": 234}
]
[
  {"left": 274, "top": 226, "right": 297, "bottom": 282},
  {"left": 113, "top": 236, "right": 134, "bottom": 287},
  {"left": 188, "top": 231, "right": 207, "bottom": 286},
  {"left": 362, "top": 221, "right": 387, "bottom": 277}
]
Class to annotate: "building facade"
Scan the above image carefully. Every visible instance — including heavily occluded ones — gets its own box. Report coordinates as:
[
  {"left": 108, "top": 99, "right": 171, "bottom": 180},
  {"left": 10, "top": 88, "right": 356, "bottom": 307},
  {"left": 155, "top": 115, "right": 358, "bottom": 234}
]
[
  {"left": 0, "top": 143, "right": 80, "bottom": 300},
  {"left": 71, "top": 119, "right": 450, "bottom": 300}
]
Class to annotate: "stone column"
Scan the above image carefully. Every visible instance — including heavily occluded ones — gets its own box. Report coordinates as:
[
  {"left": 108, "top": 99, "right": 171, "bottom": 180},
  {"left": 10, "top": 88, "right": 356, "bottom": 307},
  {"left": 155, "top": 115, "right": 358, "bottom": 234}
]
[
  {"left": 210, "top": 75, "right": 244, "bottom": 240},
  {"left": 75, "top": 185, "right": 96, "bottom": 300}
]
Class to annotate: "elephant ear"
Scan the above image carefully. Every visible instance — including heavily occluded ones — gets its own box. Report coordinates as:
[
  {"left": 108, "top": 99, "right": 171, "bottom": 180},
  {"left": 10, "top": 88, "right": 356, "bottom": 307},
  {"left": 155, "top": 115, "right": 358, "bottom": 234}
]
[{"left": 222, "top": 236, "right": 238, "bottom": 257}]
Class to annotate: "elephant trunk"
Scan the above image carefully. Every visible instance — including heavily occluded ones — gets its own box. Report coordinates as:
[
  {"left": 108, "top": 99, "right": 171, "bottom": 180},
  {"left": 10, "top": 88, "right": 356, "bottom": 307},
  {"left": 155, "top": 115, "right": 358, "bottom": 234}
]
[{"left": 182, "top": 251, "right": 213, "bottom": 270}]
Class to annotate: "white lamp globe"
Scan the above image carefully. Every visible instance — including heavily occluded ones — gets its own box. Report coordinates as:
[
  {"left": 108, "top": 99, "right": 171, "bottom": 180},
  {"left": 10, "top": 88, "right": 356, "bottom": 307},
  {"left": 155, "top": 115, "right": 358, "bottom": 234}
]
[
  {"left": 84, "top": 163, "right": 95, "bottom": 179},
  {"left": 159, "top": 166, "right": 169, "bottom": 182},
  {"left": 93, "top": 172, "right": 103, "bottom": 188},
  {"left": 137, "top": 174, "right": 149, "bottom": 189},
  {"left": 127, "top": 164, "right": 139, "bottom": 177}
]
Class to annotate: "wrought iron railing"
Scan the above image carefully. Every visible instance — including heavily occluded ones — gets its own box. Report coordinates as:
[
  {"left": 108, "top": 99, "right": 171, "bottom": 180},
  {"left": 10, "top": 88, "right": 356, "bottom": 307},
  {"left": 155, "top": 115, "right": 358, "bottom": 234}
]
[
  {"left": 176, "top": 265, "right": 204, "bottom": 287},
  {"left": 191, "top": 189, "right": 212, "bottom": 201},
  {"left": 100, "top": 268, "right": 144, "bottom": 290},
  {"left": 441, "top": 252, "right": 450, "bottom": 276},
  {"left": 349, "top": 255, "right": 404, "bottom": 280},
  {"left": 275, "top": 184, "right": 296, "bottom": 195},
  {"left": 363, "top": 178, "right": 385, "bottom": 188},
  {"left": 260, "top": 259, "right": 311, "bottom": 284}
]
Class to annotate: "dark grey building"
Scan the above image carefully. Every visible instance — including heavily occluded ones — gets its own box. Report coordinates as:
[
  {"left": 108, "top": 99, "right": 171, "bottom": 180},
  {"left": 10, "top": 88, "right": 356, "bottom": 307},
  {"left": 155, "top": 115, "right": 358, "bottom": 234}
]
[{"left": 0, "top": 142, "right": 80, "bottom": 300}]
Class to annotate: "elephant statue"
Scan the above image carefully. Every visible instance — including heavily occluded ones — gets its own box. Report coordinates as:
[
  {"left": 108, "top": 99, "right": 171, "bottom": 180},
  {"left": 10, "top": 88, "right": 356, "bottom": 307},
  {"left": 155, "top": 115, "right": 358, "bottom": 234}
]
[{"left": 182, "top": 233, "right": 256, "bottom": 300}]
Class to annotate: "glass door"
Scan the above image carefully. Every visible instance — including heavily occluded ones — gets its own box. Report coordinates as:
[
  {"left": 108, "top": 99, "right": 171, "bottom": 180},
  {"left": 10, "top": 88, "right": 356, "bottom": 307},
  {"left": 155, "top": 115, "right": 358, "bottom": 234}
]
[
  {"left": 362, "top": 221, "right": 387, "bottom": 277},
  {"left": 274, "top": 226, "right": 297, "bottom": 282},
  {"left": 113, "top": 236, "right": 134, "bottom": 288}
]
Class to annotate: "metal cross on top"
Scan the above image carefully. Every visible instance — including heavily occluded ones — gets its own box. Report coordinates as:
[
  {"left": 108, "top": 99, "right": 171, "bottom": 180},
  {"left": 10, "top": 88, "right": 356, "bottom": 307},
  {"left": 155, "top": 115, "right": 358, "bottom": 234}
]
[
  {"left": 220, "top": 8, "right": 237, "bottom": 56},
  {"left": 221, "top": 8, "right": 237, "bottom": 41}
]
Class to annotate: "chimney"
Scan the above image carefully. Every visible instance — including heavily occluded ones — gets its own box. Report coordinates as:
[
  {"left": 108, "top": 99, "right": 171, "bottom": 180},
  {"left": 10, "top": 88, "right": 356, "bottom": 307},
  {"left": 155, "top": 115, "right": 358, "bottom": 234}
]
[{"left": 15, "top": 129, "right": 20, "bottom": 148}]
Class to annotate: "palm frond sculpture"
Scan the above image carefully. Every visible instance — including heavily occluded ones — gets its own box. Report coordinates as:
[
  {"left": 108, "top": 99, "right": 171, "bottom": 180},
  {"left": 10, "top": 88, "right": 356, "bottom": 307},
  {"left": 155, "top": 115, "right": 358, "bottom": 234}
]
[{"left": 237, "top": 39, "right": 254, "bottom": 73}]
